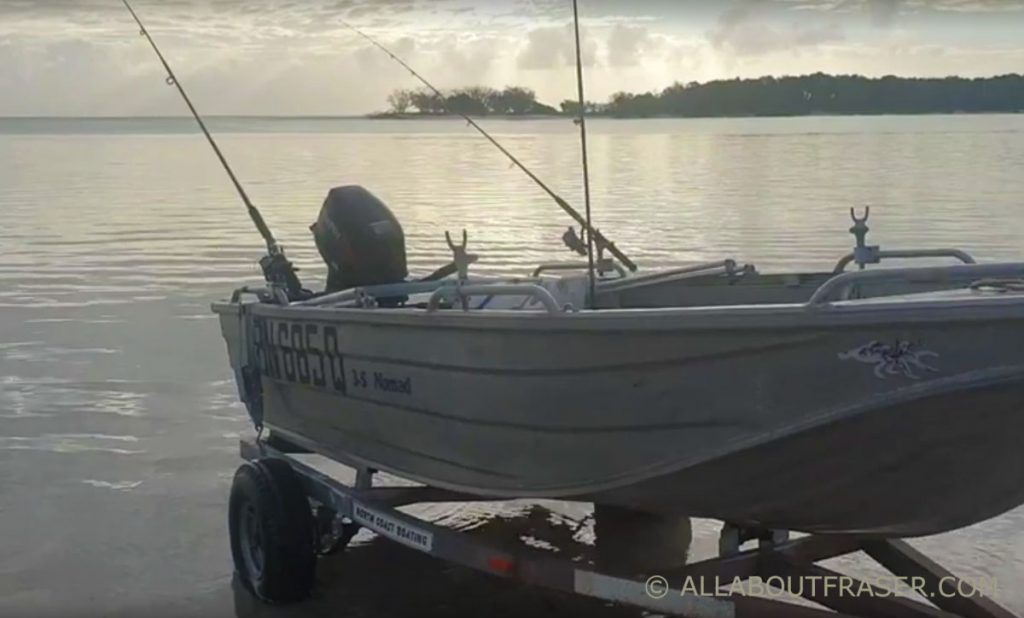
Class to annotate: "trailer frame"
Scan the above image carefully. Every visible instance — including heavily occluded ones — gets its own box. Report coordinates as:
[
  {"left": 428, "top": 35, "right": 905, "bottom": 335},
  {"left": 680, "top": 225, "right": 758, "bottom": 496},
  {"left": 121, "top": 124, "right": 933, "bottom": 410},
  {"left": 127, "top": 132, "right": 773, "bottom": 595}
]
[{"left": 235, "top": 437, "right": 1017, "bottom": 618}]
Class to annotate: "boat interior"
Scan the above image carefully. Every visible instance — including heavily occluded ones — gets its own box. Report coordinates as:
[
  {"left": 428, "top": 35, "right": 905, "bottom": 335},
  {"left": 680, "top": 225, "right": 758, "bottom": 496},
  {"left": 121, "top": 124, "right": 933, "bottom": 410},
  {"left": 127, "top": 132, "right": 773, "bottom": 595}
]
[
  {"left": 292, "top": 207, "right": 1024, "bottom": 314},
  {"left": 216, "top": 186, "right": 1016, "bottom": 314}
]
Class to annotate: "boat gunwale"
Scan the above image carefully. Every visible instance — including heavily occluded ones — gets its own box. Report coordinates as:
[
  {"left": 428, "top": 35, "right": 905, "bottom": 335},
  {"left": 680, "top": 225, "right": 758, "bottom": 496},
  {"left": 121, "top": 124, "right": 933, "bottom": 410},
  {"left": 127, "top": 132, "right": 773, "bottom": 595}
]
[{"left": 212, "top": 288, "right": 1024, "bottom": 332}]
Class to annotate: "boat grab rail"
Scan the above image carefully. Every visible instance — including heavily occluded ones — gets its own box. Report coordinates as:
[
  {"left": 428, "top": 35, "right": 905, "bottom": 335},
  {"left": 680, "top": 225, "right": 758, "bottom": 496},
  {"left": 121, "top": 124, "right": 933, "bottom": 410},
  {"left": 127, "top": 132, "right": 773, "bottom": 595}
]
[
  {"left": 230, "top": 285, "right": 290, "bottom": 305},
  {"left": 832, "top": 248, "right": 976, "bottom": 274},
  {"left": 532, "top": 261, "right": 627, "bottom": 278},
  {"left": 427, "top": 283, "right": 566, "bottom": 314},
  {"left": 296, "top": 277, "right": 511, "bottom": 307},
  {"left": 968, "top": 278, "right": 1024, "bottom": 293},
  {"left": 597, "top": 259, "right": 748, "bottom": 294},
  {"left": 807, "top": 262, "right": 1024, "bottom": 306}
]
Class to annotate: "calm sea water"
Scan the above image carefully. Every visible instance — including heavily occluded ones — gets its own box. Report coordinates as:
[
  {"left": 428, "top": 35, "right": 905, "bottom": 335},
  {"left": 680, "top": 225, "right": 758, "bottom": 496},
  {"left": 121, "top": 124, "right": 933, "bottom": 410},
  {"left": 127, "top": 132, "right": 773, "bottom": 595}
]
[{"left": 2, "top": 115, "right": 1023, "bottom": 616}]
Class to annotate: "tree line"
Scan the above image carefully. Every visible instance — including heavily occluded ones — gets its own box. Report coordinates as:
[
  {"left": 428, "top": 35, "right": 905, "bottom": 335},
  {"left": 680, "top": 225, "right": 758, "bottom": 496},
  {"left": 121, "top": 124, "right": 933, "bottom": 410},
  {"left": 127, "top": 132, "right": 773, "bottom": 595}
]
[
  {"left": 383, "top": 86, "right": 558, "bottom": 116},
  {"left": 379, "top": 73, "right": 1024, "bottom": 118}
]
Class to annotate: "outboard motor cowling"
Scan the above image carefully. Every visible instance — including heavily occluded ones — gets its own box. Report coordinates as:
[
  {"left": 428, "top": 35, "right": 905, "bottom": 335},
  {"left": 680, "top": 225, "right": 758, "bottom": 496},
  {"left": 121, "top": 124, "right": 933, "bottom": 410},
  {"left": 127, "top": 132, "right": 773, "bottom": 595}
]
[{"left": 311, "top": 185, "right": 408, "bottom": 292}]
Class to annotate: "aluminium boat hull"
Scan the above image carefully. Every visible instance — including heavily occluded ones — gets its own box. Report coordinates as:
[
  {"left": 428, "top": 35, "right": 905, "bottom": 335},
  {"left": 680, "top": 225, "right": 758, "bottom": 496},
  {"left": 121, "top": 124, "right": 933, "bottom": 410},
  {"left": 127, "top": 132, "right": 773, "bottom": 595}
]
[
  {"left": 597, "top": 371, "right": 1024, "bottom": 536},
  {"left": 213, "top": 288, "right": 1024, "bottom": 537}
]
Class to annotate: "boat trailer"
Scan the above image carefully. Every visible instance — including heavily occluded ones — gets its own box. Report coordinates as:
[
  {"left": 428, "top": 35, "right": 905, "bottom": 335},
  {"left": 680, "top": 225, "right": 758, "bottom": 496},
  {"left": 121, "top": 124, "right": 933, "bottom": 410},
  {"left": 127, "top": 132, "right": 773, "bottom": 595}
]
[{"left": 230, "top": 436, "right": 1018, "bottom": 618}]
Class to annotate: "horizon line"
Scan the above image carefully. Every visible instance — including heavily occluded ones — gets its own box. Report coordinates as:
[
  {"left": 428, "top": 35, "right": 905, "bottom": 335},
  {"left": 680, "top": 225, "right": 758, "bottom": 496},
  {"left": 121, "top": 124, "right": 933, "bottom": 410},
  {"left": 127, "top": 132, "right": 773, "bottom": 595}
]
[
  {"left": 4, "top": 72, "right": 1023, "bottom": 120},
  {"left": 0, "top": 114, "right": 371, "bottom": 120}
]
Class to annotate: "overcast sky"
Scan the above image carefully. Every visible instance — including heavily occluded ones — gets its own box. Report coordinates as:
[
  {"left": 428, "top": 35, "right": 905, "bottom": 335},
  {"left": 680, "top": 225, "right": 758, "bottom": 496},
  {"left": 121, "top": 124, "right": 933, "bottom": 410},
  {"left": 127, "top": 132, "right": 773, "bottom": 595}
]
[{"left": 1, "top": 0, "right": 1023, "bottom": 116}]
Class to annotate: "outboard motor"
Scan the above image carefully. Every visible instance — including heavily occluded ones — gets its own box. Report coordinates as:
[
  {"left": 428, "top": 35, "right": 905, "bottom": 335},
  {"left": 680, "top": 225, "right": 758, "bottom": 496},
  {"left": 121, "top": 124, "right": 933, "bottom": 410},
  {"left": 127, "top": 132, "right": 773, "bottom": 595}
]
[{"left": 311, "top": 186, "right": 408, "bottom": 293}]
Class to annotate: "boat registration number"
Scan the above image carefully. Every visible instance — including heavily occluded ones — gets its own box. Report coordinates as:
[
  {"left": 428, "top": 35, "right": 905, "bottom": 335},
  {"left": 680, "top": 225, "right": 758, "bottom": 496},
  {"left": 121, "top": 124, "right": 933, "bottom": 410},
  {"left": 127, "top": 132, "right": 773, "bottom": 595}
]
[{"left": 251, "top": 317, "right": 347, "bottom": 393}]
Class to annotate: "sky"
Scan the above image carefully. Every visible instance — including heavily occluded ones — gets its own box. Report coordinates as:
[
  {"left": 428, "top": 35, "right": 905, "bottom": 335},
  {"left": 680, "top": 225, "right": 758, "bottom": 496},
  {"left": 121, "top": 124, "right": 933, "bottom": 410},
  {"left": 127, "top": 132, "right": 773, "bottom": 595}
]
[{"left": 1, "top": 0, "right": 1023, "bottom": 116}]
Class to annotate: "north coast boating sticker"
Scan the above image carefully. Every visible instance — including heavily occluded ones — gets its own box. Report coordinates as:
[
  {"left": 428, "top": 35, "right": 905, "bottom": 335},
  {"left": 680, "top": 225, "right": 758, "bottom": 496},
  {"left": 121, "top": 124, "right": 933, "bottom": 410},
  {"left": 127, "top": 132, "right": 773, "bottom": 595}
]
[
  {"left": 352, "top": 502, "right": 433, "bottom": 551},
  {"left": 838, "top": 340, "right": 939, "bottom": 380}
]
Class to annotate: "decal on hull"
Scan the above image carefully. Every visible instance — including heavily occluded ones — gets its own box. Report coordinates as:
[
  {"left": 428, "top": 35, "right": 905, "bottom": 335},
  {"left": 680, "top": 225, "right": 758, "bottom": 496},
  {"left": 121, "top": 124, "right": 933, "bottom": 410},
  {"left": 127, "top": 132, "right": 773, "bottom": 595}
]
[{"left": 838, "top": 340, "right": 939, "bottom": 380}]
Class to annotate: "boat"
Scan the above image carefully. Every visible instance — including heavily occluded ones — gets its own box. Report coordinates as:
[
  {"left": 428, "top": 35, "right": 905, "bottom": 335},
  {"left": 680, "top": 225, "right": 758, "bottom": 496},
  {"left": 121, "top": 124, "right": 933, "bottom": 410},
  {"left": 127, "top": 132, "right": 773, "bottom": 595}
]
[
  {"left": 212, "top": 184, "right": 1024, "bottom": 538},
  {"left": 115, "top": 0, "right": 1024, "bottom": 541}
]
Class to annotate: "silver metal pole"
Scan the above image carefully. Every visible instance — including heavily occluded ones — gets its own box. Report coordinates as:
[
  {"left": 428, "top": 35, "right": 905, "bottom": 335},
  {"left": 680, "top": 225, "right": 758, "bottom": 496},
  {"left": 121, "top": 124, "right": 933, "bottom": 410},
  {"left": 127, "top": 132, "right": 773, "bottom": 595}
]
[{"left": 571, "top": 0, "right": 597, "bottom": 307}]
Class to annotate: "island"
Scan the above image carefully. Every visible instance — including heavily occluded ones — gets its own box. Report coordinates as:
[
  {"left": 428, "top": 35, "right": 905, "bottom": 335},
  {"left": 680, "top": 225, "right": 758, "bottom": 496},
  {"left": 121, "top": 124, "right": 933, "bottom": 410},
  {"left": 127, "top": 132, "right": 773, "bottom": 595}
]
[{"left": 369, "top": 73, "right": 1024, "bottom": 119}]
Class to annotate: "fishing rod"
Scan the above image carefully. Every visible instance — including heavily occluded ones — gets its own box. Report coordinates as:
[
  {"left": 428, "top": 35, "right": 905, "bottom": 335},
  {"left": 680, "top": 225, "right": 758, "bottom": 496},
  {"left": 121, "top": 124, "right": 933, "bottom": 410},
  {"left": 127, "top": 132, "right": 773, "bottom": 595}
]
[
  {"left": 120, "top": 0, "right": 306, "bottom": 298},
  {"left": 571, "top": 0, "right": 597, "bottom": 305},
  {"left": 339, "top": 18, "right": 638, "bottom": 273}
]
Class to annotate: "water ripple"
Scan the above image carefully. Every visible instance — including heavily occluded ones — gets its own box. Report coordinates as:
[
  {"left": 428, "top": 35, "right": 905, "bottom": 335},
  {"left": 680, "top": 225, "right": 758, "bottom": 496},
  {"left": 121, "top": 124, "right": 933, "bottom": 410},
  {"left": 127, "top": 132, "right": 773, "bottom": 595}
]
[
  {"left": 0, "top": 434, "right": 144, "bottom": 455},
  {"left": 81, "top": 479, "right": 144, "bottom": 491}
]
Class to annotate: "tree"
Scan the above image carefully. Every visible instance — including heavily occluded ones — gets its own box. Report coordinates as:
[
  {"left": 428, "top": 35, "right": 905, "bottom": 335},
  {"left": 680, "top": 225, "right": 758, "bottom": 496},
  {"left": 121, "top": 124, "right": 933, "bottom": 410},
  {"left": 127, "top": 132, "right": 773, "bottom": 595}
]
[
  {"left": 409, "top": 89, "right": 445, "bottom": 114},
  {"left": 386, "top": 89, "right": 413, "bottom": 114},
  {"left": 445, "top": 91, "right": 489, "bottom": 116},
  {"left": 462, "top": 86, "right": 497, "bottom": 111},
  {"left": 560, "top": 100, "right": 601, "bottom": 115},
  {"left": 489, "top": 86, "right": 538, "bottom": 115}
]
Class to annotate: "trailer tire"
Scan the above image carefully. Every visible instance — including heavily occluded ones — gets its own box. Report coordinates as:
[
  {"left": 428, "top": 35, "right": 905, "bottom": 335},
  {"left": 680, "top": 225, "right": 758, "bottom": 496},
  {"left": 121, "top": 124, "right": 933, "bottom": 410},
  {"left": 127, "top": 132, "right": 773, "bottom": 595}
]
[{"left": 229, "top": 458, "right": 316, "bottom": 603}]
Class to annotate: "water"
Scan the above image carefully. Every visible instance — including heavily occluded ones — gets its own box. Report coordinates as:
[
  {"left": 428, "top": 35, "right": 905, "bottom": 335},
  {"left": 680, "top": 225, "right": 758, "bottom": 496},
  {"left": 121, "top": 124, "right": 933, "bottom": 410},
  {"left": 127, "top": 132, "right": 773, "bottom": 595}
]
[{"left": 1, "top": 115, "right": 1023, "bottom": 616}]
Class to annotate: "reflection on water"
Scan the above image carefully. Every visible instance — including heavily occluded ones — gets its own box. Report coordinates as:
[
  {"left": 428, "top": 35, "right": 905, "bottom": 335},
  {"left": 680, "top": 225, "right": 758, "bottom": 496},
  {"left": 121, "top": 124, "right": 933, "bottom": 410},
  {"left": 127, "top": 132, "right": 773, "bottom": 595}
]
[
  {"left": 1, "top": 115, "right": 1023, "bottom": 616},
  {"left": 0, "top": 433, "right": 143, "bottom": 455}
]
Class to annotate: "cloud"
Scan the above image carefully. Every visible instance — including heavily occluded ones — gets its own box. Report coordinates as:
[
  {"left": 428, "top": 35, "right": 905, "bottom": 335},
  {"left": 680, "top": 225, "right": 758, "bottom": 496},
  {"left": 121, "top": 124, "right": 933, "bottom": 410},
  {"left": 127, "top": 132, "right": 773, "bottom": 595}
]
[
  {"left": 709, "top": 1, "right": 847, "bottom": 57},
  {"left": 434, "top": 34, "right": 503, "bottom": 86},
  {"left": 517, "top": 23, "right": 598, "bottom": 70},
  {"left": 606, "top": 24, "right": 657, "bottom": 67},
  {"left": 791, "top": 0, "right": 1024, "bottom": 23},
  {"left": 861, "top": 0, "right": 902, "bottom": 25},
  {"left": 0, "top": 0, "right": 1021, "bottom": 115}
]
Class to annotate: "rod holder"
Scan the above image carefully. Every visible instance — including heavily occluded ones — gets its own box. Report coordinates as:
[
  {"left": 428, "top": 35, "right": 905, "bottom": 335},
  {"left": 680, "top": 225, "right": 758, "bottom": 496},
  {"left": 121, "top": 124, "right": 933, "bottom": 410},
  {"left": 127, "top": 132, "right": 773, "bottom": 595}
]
[
  {"left": 445, "top": 229, "right": 477, "bottom": 283},
  {"left": 849, "top": 206, "right": 879, "bottom": 270},
  {"left": 427, "top": 284, "right": 565, "bottom": 314}
]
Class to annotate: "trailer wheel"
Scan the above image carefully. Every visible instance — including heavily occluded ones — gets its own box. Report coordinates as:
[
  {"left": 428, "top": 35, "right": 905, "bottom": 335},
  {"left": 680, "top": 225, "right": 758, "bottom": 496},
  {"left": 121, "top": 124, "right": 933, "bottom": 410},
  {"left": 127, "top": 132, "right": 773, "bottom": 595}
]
[{"left": 229, "top": 458, "right": 316, "bottom": 603}]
